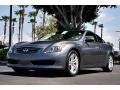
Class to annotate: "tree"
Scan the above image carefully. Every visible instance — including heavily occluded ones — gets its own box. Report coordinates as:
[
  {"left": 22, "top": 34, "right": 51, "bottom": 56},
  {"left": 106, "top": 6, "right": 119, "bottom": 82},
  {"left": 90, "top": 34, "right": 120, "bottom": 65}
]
[
  {"left": 18, "top": 5, "right": 28, "bottom": 42},
  {"left": 92, "top": 21, "right": 98, "bottom": 33},
  {"left": 28, "top": 11, "right": 37, "bottom": 41},
  {"left": 15, "top": 9, "right": 24, "bottom": 42},
  {"left": 35, "top": 16, "right": 57, "bottom": 39},
  {"left": 15, "top": 5, "right": 28, "bottom": 42},
  {"left": 42, "top": 11, "right": 46, "bottom": 30},
  {"left": 11, "top": 18, "right": 17, "bottom": 37},
  {"left": 28, "top": 18, "right": 36, "bottom": 41},
  {"left": 33, "top": 5, "right": 116, "bottom": 31},
  {"left": 0, "top": 16, "right": 10, "bottom": 44},
  {"left": 99, "top": 24, "right": 104, "bottom": 39}
]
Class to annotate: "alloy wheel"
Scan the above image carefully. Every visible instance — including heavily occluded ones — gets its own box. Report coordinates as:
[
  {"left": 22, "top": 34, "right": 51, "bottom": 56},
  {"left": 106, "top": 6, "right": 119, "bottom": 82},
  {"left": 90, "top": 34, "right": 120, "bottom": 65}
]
[
  {"left": 68, "top": 52, "right": 79, "bottom": 75},
  {"left": 108, "top": 56, "right": 114, "bottom": 71}
]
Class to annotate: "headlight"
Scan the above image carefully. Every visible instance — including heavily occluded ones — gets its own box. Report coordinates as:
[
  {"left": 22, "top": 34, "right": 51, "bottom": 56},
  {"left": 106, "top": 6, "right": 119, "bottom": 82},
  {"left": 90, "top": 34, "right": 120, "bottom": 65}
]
[
  {"left": 45, "top": 44, "right": 67, "bottom": 53},
  {"left": 45, "top": 46, "right": 62, "bottom": 53}
]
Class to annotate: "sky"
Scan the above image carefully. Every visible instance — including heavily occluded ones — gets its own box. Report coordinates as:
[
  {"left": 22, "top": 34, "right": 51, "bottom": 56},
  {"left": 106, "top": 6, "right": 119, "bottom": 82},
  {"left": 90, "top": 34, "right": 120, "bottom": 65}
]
[
  {"left": 0, "top": 5, "right": 120, "bottom": 50},
  {"left": 86, "top": 6, "right": 120, "bottom": 50},
  {"left": 0, "top": 5, "right": 43, "bottom": 44}
]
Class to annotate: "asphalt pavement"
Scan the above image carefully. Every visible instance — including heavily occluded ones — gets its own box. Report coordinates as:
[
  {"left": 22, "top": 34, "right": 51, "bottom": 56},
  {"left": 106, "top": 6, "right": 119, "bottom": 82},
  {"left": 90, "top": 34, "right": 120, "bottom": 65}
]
[{"left": 0, "top": 64, "right": 120, "bottom": 85}]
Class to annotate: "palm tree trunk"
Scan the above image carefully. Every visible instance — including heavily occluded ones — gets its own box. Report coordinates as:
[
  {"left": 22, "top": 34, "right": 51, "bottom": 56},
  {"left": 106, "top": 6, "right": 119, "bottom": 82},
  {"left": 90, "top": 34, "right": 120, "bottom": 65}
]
[
  {"left": 21, "top": 6, "right": 25, "bottom": 42},
  {"left": 101, "top": 28, "right": 103, "bottom": 39},
  {"left": 70, "top": 6, "right": 74, "bottom": 29},
  {"left": 21, "top": 19, "right": 24, "bottom": 42},
  {"left": 12, "top": 22, "right": 14, "bottom": 34},
  {"left": 33, "top": 16, "right": 36, "bottom": 41},
  {"left": 12, "top": 22, "right": 15, "bottom": 38},
  {"left": 94, "top": 24, "right": 97, "bottom": 34},
  {"left": 33, "top": 21, "right": 35, "bottom": 41},
  {"left": 77, "top": 5, "right": 84, "bottom": 30},
  {"left": 3, "top": 22, "right": 7, "bottom": 44},
  {"left": 32, "top": 23, "right": 34, "bottom": 41},
  {"left": 18, "top": 16, "right": 21, "bottom": 42}
]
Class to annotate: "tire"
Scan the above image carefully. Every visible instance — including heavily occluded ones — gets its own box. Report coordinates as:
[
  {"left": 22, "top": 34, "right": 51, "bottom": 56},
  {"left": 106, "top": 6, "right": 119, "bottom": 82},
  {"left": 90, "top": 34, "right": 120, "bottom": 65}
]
[
  {"left": 65, "top": 50, "right": 79, "bottom": 76},
  {"left": 102, "top": 55, "right": 114, "bottom": 72},
  {"left": 13, "top": 68, "right": 29, "bottom": 74}
]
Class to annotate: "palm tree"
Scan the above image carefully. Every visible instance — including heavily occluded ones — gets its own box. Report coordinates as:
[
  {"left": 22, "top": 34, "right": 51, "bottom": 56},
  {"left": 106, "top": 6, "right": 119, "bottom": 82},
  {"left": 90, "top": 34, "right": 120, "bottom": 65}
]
[
  {"left": 28, "top": 11, "right": 37, "bottom": 41},
  {"left": 18, "top": 5, "right": 28, "bottom": 42},
  {"left": 99, "top": 24, "right": 104, "bottom": 39},
  {"left": 12, "top": 18, "right": 17, "bottom": 36},
  {"left": 28, "top": 19, "right": 35, "bottom": 41},
  {"left": 0, "top": 16, "right": 10, "bottom": 44},
  {"left": 15, "top": 10, "right": 23, "bottom": 42},
  {"left": 92, "top": 21, "right": 97, "bottom": 34},
  {"left": 15, "top": 5, "right": 28, "bottom": 42}
]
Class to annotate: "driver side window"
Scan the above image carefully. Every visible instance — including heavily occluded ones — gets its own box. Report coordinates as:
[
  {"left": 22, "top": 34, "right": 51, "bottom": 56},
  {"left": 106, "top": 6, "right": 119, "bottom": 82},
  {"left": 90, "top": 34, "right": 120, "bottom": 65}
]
[{"left": 85, "top": 32, "right": 97, "bottom": 43}]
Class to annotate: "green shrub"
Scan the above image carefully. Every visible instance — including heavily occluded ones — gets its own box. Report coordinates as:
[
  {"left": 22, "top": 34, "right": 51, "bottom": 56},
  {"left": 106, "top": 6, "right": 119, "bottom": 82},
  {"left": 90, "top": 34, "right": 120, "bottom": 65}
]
[{"left": 0, "top": 48, "right": 9, "bottom": 61}]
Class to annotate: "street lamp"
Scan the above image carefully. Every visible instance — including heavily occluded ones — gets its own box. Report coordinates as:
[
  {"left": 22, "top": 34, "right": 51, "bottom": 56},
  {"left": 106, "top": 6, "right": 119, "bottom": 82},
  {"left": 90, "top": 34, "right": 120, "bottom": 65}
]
[{"left": 9, "top": 5, "right": 12, "bottom": 48}]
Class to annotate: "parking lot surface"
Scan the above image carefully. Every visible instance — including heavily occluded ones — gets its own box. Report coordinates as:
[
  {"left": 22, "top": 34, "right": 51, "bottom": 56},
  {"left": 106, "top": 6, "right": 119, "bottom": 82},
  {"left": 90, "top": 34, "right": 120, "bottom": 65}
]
[{"left": 0, "top": 65, "right": 120, "bottom": 85}]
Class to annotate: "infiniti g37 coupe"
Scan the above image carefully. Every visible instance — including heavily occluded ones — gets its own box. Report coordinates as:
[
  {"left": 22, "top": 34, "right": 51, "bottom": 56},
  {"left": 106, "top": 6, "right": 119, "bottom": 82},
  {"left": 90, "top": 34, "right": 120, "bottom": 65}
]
[{"left": 7, "top": 30, "right": 114, "bottom": 76}]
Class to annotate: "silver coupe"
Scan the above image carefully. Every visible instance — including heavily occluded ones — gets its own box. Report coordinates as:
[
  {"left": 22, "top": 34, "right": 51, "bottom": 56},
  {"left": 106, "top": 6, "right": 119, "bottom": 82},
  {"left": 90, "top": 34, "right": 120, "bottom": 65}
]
[{"left": 7, "top": 30, "right": 114, "bottom": 76}]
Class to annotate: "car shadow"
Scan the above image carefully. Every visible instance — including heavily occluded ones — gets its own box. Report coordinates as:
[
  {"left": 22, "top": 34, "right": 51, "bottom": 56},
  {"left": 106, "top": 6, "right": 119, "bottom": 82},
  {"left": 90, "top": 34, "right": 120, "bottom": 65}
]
[{"left": 0, "top": 69, "right": 103, "bottom": 78}]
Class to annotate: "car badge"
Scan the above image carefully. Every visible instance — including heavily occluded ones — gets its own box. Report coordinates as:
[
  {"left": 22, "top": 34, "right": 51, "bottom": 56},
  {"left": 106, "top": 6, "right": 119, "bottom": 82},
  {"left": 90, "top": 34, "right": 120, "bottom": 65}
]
[{"left": 22, "top": 48, "right": 29, "bottom": 53}]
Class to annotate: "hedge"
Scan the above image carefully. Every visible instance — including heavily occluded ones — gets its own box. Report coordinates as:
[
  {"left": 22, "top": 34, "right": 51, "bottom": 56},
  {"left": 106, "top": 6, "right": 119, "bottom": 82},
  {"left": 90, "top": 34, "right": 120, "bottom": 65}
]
[{"left": 0, "top": 48, "right": 9, "bottom": 61}]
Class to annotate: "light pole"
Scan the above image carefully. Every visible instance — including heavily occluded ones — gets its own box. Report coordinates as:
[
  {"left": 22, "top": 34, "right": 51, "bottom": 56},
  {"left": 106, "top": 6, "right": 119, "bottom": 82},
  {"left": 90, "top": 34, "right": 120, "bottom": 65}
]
[{"left": 9, "top": 5, "right": 12, "bottom": 48}]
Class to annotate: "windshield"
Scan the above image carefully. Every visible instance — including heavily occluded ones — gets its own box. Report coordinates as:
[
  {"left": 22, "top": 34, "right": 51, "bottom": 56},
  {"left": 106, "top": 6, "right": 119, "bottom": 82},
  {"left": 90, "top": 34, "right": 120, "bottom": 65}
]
[{"left": 39, "top": 31, "right": 84, "bottom": 41}]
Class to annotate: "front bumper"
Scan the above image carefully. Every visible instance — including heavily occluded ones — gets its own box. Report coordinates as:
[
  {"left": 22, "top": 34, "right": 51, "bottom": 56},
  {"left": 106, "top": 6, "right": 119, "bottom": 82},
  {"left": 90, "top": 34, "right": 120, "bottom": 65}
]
[{"left": 7, "top": 51, "right": 67, "bottom": 70}]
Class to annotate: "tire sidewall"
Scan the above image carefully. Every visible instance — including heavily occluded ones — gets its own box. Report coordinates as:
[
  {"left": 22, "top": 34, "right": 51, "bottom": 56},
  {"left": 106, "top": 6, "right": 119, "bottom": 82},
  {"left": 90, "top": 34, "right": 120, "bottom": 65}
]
[
  {"left": 66, "top": 50, "right": 79, "bottom": 76},
  {"left": 107, "top": 55, "right": 114, "bottom": 71}
]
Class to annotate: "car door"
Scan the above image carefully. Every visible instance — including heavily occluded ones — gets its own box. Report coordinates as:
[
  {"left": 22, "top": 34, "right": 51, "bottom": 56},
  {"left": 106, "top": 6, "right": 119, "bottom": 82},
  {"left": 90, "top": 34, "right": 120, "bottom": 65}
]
[
  {"left": 81, "top": 31, "right": 101, "bottom": 67},
  {"left": 95, "top": 35, "right": 108, "bottom": 66}
]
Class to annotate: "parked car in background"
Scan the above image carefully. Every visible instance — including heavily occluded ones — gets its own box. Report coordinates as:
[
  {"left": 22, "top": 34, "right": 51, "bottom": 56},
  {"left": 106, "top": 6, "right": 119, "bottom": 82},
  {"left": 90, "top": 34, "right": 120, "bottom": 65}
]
[
  {"left": 113, "top": 50, "right": 120, "bottom": 63},
  {"left": 7, "top": 30, "right": 114, "bottom": 76}
]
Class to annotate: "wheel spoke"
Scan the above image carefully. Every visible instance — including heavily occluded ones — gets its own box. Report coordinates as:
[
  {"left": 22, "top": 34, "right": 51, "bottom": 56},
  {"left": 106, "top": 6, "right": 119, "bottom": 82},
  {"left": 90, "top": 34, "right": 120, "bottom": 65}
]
[
  {"left": 73, "top": 64, "right": 77, "bottom": 71},
  {"left": 68, "top": 52, "right": 79, "bottom": 74},
  {"left": 108, "top": 56, "right": 113, "bottom": 70}
]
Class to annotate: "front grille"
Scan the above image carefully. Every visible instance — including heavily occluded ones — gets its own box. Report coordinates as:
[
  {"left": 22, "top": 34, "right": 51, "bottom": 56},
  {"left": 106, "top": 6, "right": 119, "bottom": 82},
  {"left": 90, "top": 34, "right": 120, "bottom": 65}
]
[
  {"left": 31, "top": 60, "right": 55, "bottom": 65},
  {"left": 17, "top": 47, "right": 40, "bottom": 54},
  {"left": 8, "top": 59, "right": 18, "bottom": 64}
]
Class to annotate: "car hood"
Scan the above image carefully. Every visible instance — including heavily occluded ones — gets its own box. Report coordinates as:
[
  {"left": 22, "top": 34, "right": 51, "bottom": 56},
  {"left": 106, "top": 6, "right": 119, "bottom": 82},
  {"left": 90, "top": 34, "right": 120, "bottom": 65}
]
[
  {"left": 15, "top": 41, "right": 55, "bottom": 49},
  {"left": 15, "top": 40, "right": 78, "bottom": 49}
]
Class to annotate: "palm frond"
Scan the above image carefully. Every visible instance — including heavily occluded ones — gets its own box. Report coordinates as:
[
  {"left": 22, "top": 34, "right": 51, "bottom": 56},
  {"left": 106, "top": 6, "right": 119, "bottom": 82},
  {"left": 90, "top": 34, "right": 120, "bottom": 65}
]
[
  {"left": 28, "top": 11, "right": 37, "bottom": 17},
  {"left": 99, "top": 24, "right": 103, "bottom": 28}
]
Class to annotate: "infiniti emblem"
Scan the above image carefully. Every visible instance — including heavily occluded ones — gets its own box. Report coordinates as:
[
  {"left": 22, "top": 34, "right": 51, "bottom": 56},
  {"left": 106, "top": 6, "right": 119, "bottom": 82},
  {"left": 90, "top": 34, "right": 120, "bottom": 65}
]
[{"left": 22, "top": 48, "right": 29, "bottom": 53}]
